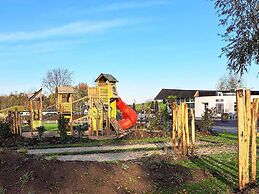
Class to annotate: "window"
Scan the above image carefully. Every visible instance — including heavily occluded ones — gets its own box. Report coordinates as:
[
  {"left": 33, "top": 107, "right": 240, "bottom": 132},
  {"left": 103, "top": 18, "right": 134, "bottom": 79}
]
[
  {"left": 216, "top": 103, "right": 224, "bottom": 114},
  {"left": 234, "top": 102, "right": 237, "bottom": 112}
]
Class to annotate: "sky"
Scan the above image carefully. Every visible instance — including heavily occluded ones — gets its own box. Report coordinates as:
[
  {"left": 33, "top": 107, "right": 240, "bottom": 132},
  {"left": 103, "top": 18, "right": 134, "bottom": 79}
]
[{"left": 0, "top": 0, "right": 258, "bottom": 103}]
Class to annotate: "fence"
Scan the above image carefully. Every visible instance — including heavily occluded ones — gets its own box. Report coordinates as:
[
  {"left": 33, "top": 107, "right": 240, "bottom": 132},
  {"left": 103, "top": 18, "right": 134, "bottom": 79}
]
[
  {"left": 172, "top": 102, "right": 195, "bottom": 159},
  {"left": 236, "top": 89, "right": 259, "bottom": 190}
]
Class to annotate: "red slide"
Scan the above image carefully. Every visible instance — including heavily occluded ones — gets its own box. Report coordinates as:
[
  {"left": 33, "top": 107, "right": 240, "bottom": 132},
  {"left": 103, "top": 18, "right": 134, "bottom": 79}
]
[{"left": 116, "top": 98, "right": 138, "bottom": 130}]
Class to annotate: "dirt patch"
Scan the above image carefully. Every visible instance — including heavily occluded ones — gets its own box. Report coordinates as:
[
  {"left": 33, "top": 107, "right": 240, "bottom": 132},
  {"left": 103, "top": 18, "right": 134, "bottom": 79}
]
[{"left": 0, "top": 149, "right": 211, "bottom": 194}]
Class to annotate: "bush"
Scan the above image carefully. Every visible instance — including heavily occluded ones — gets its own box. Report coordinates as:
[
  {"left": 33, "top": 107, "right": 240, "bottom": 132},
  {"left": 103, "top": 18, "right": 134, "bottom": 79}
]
[
  {"left": 148, "top": 105, "right": 171, "bottom": 132},
  {"left": 36, "top": 126, "right": 46, "bottom": 139},
  {"left": 0, "top": 121, "right": 11, "bottom": 138},
  {"left": 200, "top": 107, "right": 217, "bottom": 133},
  {"left": 58, "top": 115, "right": 68, "bottom": 138}
]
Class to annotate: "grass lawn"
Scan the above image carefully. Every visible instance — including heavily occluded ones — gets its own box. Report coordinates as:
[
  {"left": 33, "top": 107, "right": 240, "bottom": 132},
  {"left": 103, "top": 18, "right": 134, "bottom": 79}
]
[
  {"left": 159, "top": 152, "right": 259, "bottom": 193},
  {"left": 43, "top": 123, "right": 58, "bottom": 131},
  {"left": 197, "top": 132, "right": 238, "bottom": 145}
]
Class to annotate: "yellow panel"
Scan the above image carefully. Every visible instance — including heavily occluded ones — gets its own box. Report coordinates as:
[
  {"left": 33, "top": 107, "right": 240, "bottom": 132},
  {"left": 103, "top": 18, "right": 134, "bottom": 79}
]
[{"left": 32, "top": 120, "right": 42, "bottom": 130}]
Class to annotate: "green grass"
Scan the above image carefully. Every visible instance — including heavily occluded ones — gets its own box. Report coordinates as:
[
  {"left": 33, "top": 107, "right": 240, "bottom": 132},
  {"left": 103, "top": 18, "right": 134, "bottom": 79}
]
[
  {"left": 135, "top": 101, "right": 166, "bottom": 112},
  {"left": 157, "top": 152, "right": 259, "bottom": 193},
  {"left": 43, "top": 123, "right": 58, "bottom": 131},
  {"left": 160, "top": 177, "right": 230, "bottom": 194},
  {"left": 197, "top": 132, "right": 238, "bottom": 145}
]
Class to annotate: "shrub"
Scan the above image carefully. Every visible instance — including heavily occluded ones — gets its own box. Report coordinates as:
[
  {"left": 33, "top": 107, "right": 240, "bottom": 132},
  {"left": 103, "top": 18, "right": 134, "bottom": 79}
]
[
  {"left": 36, "top": 126, "right": 46, "bottom": 139},
  {"left": 148, "top": 105, "right": 171, "bottom": 132},
  {"left": 200, "top": 107, "right": 217, "bottom": 133},
  {"left": 0, "top": 121, "right": 11, "bottom": 138},
  {"left": 58, "top": 115, "right": 68, "bottom": 138}
]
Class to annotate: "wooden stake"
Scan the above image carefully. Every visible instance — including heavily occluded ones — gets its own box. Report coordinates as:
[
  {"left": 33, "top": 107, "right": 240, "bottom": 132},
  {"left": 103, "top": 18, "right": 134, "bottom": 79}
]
[
  {"left": 251, "top": 98, "right": 259, "bottom": 184},
  {"left": 237, "top": 89, "right": 245, "bottom": 190},
  {"left": 185, "top": 104, "right": 190, "bottom": 155},
  {"left": 177, "top": 104, "right": 182, "bottom": 159},
  {"left": 172, "top": 103, "right": 177, "bottom": 151},
  {"left": 244, "top": 89, "right": 251, "bottom": 186},
  {"left": 190, "top": 108, "right": 195, "bottom": 153},
  {"left": 181, "top": 103, "right": 187, "bottom": 158}
]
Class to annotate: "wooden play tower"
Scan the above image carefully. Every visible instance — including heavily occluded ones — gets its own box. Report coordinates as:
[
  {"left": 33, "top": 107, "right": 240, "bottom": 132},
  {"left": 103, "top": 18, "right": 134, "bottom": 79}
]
[
  {"left": 88, "top": 73, "right": 119, "bottom": 137},
  {"left": 56, "top": 86, "right": 74, "bottom": 135},
  {"left": 29, "top": 88, "right": 43, "bottom": 136}
]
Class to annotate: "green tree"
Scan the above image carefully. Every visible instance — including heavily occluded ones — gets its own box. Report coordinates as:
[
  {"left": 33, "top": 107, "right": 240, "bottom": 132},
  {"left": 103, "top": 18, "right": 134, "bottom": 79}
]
[
  {"left": 58, "top": 115, "right": 68, "bottom": 138},
  {"left": 214, "top": 0, "right": 259, "bottom": 75}
]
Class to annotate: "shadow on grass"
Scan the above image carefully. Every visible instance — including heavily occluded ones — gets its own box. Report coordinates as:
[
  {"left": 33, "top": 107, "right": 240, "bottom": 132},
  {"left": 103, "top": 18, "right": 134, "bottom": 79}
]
[{"left": 190, "top": 155, "right": 238, "bottom": 188}]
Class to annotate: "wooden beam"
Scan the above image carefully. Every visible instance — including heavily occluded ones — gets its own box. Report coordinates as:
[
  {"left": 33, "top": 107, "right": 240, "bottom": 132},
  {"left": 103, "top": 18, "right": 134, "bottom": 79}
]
[
  {"left": 244, "top": 89, "right": 251, "bottom": 186},
  {"left": 251, "top": 98, "right": 259, "bottom": 184},
  {"left": 190, "top": 108, "right": 195, "bottom": 153},
  {"left": 185, "top": 104, "right": 190, "bottom": 155},
  {"left": 237, "top": 89, "right": 245, "bottom": 190},
  {"left": 172, "top": 103, "right": 177, "bottom": 151}
]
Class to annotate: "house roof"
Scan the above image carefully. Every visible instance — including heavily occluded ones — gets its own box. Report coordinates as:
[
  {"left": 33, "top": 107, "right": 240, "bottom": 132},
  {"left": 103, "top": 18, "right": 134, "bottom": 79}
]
[
  {"left": 28, "top": 88, "right": 43, "bottom": 101},
  {"left": 155, "top": 88, "right": 259, "bottom": 100},
  {"left": 95, "top": 73, "right": 118, "bottom": 83},
  {"left": 154, "top": 89, "right": 198, "bottom": 100}
]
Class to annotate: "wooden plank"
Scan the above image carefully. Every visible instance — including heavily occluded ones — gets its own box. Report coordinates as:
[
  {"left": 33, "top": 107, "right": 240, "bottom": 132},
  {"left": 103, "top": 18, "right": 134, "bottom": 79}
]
[
  {"left": 251, "top": 98, "right": 259, "bottom": 184},
  {"left": 185, "top": 104, "right": 190, "bottom": 155},
  {"left": 244, "top": 89, "right": 251, "bottom": 186},
  {"left": 177, "top": 104, "right": 182, "bottom": 160},
  {"left": 172, "top": 103, "right": 177, "bottom": 151},
  {"left": 181, "top": 103, "right": 187, "bottom": 158},
  {"left": 190, "top": 108, "right": 195, "bottom": 153},
  {"left": 237, "top": 89, "right": 245, "bottom": 190}
]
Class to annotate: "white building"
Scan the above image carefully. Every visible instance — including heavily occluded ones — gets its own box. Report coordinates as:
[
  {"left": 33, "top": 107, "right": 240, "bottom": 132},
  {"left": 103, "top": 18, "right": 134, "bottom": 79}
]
[{"left": 155, "top": 89, "right": 259, "bottom": 119}]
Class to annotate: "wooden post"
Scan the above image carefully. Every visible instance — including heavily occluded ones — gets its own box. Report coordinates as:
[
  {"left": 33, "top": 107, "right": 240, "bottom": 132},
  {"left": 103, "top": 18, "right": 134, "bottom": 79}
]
[
  {"left": 244, "top": 89, "right": 251, "bottom": 186},
  {"left": 29, "top": 100, "right": 33, "bottom": 136},
  {"left": 172, "top": 103, "right": 177, "bottom": 151},
  {"left": 190, "top": 108, "right": 195, "bottom": 153},
  {"left": 184, "top": 104, "right": 190, "bottom": 155},
  {"left": 181, "top": 103, "right": 187, "bottom": 158},
  {"left": 237, "top": 89, "right": 246, "bottom": 190},
  {"left": 251, "top": 98, "right": 259, "bottom": 184},
  {"left": 177, "top": 103, "right": 182, "bottom": 159}
]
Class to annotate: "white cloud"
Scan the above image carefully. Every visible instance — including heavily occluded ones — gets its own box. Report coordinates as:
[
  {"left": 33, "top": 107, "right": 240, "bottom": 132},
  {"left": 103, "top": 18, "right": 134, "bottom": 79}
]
[
  {"left": 0, "top": 19, "right": 130, "bottom": 42},
  {"left": 97, "top": 0, "right": 170, "bottom": 11}
]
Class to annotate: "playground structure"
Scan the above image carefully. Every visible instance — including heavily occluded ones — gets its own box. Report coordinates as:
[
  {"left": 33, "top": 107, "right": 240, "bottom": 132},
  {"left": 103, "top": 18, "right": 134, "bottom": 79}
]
[
  {"left": 171, "top": 102, "right": 195, "bottom": 159},
  {"left": 0, "top": 106, "right": 25, "bottom": 135},
  {"left": 29, "top": 88, "right": 43, "bottom": 136},
  {"left": 0, "top": 73, "right": 138, "bottom": 138},
  {"left": 236, "top": 89, "right": 259, "bottom": 190}
]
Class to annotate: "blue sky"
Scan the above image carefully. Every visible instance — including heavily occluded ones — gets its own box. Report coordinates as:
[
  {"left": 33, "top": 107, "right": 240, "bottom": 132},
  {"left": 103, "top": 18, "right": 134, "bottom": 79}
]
[{"left": 0, "top": 0, "right": 258, "bottom": 103}]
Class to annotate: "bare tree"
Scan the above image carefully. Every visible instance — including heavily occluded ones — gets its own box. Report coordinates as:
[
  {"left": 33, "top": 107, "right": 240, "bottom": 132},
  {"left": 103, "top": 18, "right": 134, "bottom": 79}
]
[
  {"left": 216, "top": 74, "right": 245, "bottom": 91},
  {"left": 42, "top": 68, "right": 73, "bottom": 94}
]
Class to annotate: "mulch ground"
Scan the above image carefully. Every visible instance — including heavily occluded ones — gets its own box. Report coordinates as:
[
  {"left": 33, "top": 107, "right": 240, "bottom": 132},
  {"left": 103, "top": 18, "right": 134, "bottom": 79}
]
[{"left": 0, "top": 149, "right": 211, "bottom": 194}]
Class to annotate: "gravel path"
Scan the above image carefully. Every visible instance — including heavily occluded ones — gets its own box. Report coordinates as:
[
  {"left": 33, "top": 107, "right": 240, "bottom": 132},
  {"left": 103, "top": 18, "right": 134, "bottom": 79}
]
[
  {"left": 28, "top": 143, "right": 171, "bottom": 155},
  {"left": 55, "top": 150, "right": 164, "bottom": 162}
]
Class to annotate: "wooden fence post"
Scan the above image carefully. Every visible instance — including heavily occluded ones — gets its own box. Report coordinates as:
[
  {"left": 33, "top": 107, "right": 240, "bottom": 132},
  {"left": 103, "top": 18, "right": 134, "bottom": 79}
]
[
  {"left": 181, "top": 103, "right": 187, "bottom": 158},
  {"left": 172, "top": 103, "right": 177, "bottom": 151},
  {"left": 251, "top": 98, "right": 259, "bottom": 184},
  {"left": 184, "top": 104, "right": 190, "bottom": 155},
  {"left": 190, "top": 108, "right": 195, "bottom": 153},
  {"left": 237, "top": 89, "right": 246, "bottom": 190},
  {"left": 177, "top": 103, "right": 182, "bottom": 159},
  {"left": 244, "top": 90, "right": 251, "bottom": 186}
]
